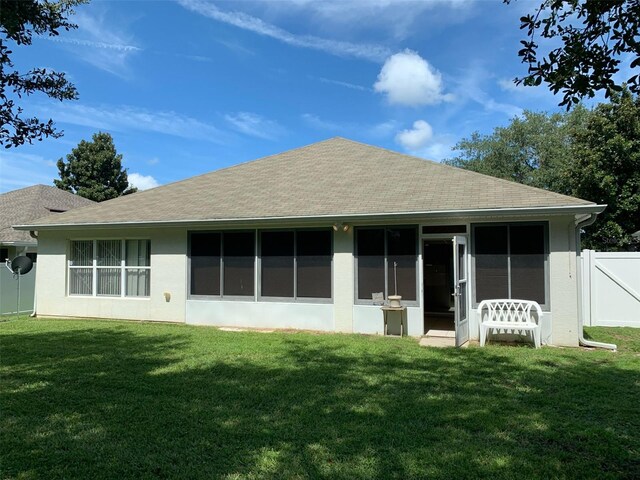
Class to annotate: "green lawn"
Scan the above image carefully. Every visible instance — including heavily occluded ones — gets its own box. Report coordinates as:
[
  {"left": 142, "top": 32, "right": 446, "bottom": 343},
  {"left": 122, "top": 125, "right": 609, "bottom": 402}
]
[{"left": 1, "top": 318, "right": 639, "bottom": 480}]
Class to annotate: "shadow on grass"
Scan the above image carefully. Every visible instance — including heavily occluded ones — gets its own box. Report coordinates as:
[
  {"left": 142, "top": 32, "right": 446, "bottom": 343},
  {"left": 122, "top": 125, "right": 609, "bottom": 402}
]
[{"left": 1, "top": 326, "right": 639, "bottom": 479}]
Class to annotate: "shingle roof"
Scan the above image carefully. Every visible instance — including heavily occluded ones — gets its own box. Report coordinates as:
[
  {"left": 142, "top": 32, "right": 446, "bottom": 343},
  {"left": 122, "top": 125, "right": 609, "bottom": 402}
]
[
  {"left": 1, "top": 185, "right": 94, "bottom": 243},
  {"left": 18, "top": 138, "right": 594, "bottom": 228}
]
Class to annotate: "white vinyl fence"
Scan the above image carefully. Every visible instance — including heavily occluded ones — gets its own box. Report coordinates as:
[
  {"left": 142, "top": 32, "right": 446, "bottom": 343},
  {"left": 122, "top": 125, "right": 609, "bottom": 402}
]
[
  {"left": 0, "top": 265, "right": 36, "bottom": 315},
  {"left": 582, "top": 249, "right": 640, "bottom": 327}
]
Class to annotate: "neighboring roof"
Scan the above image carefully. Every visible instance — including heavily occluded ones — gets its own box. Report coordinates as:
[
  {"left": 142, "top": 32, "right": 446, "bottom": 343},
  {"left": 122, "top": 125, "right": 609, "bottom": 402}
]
[
  {"left": 17, "top": 138, "right": 598, "bottom": 229},
  {"left": 1, "top": 185, "right": 94, "bottom": 243}
]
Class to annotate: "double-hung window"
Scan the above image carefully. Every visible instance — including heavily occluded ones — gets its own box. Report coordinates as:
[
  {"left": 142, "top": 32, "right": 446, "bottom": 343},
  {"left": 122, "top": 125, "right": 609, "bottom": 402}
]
[
  {"left": 68, "top": 240, "right": 151, "bottom": 297},
  {"left": 472, "top": 223, "right": 548, "bottom": 307},
  {"left": 355, "top": 226, "right": 418, "bottom": 302}
]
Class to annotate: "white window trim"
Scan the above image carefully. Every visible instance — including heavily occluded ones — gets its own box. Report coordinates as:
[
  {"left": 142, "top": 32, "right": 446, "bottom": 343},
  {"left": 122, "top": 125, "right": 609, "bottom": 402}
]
[{"left": 68, "top": 239, "right": 151, "bottom": 298}]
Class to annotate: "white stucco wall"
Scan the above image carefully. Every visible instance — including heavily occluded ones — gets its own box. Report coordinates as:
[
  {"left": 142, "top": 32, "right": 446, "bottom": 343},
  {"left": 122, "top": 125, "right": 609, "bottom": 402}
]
[
  {"left": 353, "top": 305, "right": 422, "bottom": 336},
  {"left": 35, "top": 228, "right": 187, "bottom": 322},
  {"left": 187, "top": 299, "right": 333, "bottom": 330},
  {"left": 548, "top": 216, "right": 580, "bottom": 346},
  {"left": 32, "top": 214, "right": 582, "bottom": 346}
]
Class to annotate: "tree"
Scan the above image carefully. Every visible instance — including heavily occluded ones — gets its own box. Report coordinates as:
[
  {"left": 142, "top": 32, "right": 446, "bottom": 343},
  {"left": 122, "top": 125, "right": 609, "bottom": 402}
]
[
  {"left": 444, "top": 108, "right": 590, "bottom": 192},
  {"left": 567, "top": 88, "right": 640, "bottom": 250},
  {"left": 1, "top": 0, "right": 86, "bottom": 148},
  {"left": 55, "top": 132, "right": 137, "bottom": 201},
  {"left": 444, "top": 90, "right": 640, "bottom": 250},
  {"left": 507, "top": 0, "right": 640, "bottom": 108}
]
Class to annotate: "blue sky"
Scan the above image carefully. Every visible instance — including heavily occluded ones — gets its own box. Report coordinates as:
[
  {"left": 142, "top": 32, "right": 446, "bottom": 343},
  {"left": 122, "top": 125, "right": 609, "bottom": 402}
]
[{"left": 1, "top": 0, "right": 570, "bottom": 193}]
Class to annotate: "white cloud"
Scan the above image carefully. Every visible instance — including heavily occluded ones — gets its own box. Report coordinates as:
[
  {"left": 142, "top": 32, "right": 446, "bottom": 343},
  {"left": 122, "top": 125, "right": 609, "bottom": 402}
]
[
  {"left": 36, "top": 102, "right": 229, "bottom": 144},
  {"left": 177, "top": 0, "right": 391, "bottom": 62},
  {"left": 301, "top": 113, "right": 343, "bottom": 131},
  {"left": 422, "top": 141, "right": 455, "bottom": 160},
  {"left": 45, "top": 9, "right": 142, "bottom": 77},
  {"left": 128, "top": 173, "right": 160, "bottom": 191},
  {"left": 224, "top": 112, "right": 285, "bottom": 140},
  {"left": 368, "top": 120, "right": 399, "bottom": 138},
  {"left": 42, "top": 36, "right": 141, "bottom": 53},
  {"left": 147, "top": 158, "right": 160, "bottom": 166},
  {"left": 395, "top": 120, "right": 434, "bottom": 150},
  {"left": 448, "top": 65, "right": 524, "bottom": 118},
  {"left": 0, "top": 152, "right": 57, "bottom": 193},
  {"left": 237, "top": 1, "right": 476, "bottom": 42},
  {"left": 374, "top": 50, "right": 453, "bottom": 106},
  {"left": 498, "top": 78, "right": 523, "bottom": 93},
  {"left": 314, "top": 76, "right": 370, "bottom": 91}
]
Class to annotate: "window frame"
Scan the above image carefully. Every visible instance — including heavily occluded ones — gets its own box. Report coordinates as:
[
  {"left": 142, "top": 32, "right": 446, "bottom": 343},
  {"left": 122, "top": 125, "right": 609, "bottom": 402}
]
[
  {"left": 354, "top": 225, "right": 419, "bottom": 306},
  {"left": 471, "top": 221, "right": 550, "bottom": 310},
  {"left": 67, "top": 239, "right": 151, "bottom": 298},
  {"left": 188, "top": 230, "right": 256, "bottom": 300},
  {"left": 257, "top": 228, "right": 333, "bottom": 303},
  {"left": 188, "top": 229, "right": 333, "bottom": 303}
]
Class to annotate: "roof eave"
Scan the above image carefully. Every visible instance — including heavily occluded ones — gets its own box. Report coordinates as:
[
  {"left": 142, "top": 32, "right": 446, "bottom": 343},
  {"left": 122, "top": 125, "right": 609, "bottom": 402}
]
[{"left": 14, "top": 204, "right": 607, "bottom": 230}]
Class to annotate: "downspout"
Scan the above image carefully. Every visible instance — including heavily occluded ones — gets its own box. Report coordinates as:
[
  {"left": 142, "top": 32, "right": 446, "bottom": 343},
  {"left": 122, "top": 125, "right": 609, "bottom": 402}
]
[
  {"left": 29, "top": 231, "right": 37, "bottom": 317},
  {"left": 575, "top": 214, "right": 616, "bottom": 350}
]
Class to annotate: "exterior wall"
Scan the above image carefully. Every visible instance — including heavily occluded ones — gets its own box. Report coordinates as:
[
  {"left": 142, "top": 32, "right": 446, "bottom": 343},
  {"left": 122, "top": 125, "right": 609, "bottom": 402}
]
[
  {"left": 548, "top": 216, "right": 580, "bottom": 346},
  {"left": 187, "top": 300, "right": 333, "bottom": 330},
  {"left": 35, "top": 228, "right": 187, "bottom": 322},
  {"left": 467, "top": 215, "right": 579, "bottom": 346},
  {"left": 33, "top": 214, "right": 582, "bottom": 346},
  {"left": 353, "top": 305, "right": 422, "bottom": 336},
  {"left": 333, "top": 228, "right": 354, "bottom": 332}
]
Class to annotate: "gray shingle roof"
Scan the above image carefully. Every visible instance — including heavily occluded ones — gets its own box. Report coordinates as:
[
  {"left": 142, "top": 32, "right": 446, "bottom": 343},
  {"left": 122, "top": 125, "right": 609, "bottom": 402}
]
[
  {"left": 18, "top": 138, "right": 594, "bottom": 228},
  {"left": 1, "top": 185, "right": 94, "bottom": 243}
]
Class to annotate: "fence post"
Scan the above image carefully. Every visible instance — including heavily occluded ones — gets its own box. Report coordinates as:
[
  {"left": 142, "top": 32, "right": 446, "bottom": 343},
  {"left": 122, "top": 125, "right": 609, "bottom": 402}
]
[{"left": 582, "top": 249, "right": 592, "bottom": 327}]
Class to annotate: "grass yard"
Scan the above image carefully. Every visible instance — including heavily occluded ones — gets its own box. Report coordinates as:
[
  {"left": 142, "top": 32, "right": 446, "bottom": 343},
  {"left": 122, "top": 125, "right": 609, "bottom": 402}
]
[{"left": 1, "top": 319, "right": 639, "bottom": 480}]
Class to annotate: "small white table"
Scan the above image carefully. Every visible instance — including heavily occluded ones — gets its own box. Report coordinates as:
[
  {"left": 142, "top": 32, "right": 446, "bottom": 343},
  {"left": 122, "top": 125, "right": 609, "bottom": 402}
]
[{"left": 380, "top": 306, "right": 407, "bottom": 336}]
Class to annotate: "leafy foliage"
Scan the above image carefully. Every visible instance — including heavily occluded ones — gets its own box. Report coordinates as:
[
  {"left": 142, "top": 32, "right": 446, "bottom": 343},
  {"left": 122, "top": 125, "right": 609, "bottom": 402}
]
[
  {"left": 507, "top": 0, "right": 640, "bottom": 108},
  {"left": 55, "top": 132, "right": 137, "bottom": 202},
  {"left": 445, "top": 91, "right": 640, "bottom": 250},
  {"left": 0, "top": 0, "right": 86, "bottom": 148},
  {"left": 444, "top": 108, "right": 590, "bottom": 192},
  {"left": 568, "top": 89, "right": 640, "bottom": 249}
]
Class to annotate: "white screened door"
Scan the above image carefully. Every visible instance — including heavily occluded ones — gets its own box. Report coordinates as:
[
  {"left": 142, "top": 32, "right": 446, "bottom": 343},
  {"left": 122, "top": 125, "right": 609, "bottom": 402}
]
[{"left": 453, "top": 236, "right": 469, "bottom": 346}]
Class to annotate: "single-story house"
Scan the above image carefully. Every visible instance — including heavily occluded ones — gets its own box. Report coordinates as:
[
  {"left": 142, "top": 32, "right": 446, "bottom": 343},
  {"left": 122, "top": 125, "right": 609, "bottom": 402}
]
[
  {"left": 0, "top": 184, "right": 94, "bottom": 261},
  {"left": 1, "top": 185, "right": 94, "bottom": 315},
  {"left": 16, "top": 138, "right": 605, "bottom": 346}
]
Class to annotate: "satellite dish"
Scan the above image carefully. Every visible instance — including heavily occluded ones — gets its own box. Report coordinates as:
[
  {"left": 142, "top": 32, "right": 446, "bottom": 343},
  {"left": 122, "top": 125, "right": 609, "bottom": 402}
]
[
  {"left": 4, "top": 256, "right": 34, "bottom": 319},
  {"left": 8, "top": 256, "right": 33, "bottom": 275}
]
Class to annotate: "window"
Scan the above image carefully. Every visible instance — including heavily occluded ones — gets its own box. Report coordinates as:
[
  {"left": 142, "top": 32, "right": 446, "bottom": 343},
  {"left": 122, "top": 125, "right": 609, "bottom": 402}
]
[
  {"left": 68, "top": 240, "right": 151, "bottom": 297},
  {"left": 189, "top": 229, "right": 331, "bottom": 301},
  {"left": 189, "top": 231, "right": 255, "bottom": 297},
  {"left": 296, "top": 230, "right": 332, "bottom": 299},
  {"left": 190, "top": 233, "right": 221, "bottom": 296},
  {"left": 472, "top": 223, "right": 547, "bottom": 306},
  {"left": 356, "top": 227, "right": 417, "bottom": 302},
  {"left": 260, "top": 230, "right": 332, "bottom": 300},
  {"left": 261, "top": 231, "right": 294, "bottom": 297}
]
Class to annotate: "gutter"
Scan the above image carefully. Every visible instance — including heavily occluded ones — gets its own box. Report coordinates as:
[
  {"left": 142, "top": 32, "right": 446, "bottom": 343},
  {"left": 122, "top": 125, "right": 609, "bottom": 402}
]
[
  {"left": 14, "top": 204, "right": 607, "bottom": 231},
  {"left": 575, "top": 214, "right": 616, "bottom": 351}
]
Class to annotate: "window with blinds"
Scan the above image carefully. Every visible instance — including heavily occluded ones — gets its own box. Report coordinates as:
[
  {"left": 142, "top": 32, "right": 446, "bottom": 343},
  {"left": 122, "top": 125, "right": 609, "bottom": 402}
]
[{"left": 68, "top": 240, "right": 151, "bottom": 297}]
